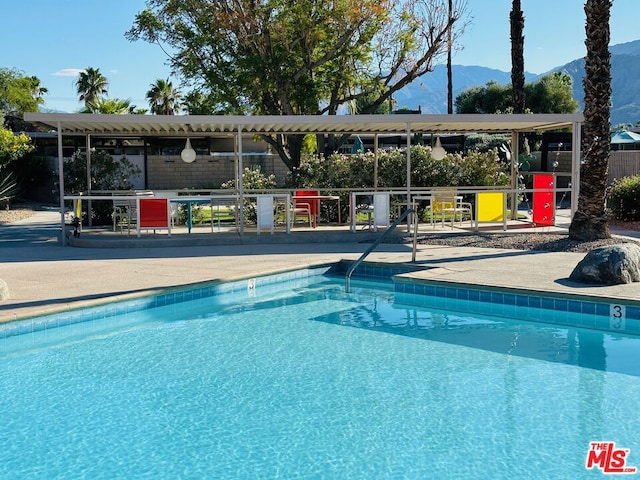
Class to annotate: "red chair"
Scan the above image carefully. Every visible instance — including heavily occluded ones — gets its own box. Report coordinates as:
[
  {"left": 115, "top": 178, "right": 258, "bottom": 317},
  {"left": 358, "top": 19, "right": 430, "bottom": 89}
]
[
  {"left": 293, "top": 190, "right": 319, "bottom": 228},
  {"left": 138, "top": 198, "right": 171, "bottom": 235}
]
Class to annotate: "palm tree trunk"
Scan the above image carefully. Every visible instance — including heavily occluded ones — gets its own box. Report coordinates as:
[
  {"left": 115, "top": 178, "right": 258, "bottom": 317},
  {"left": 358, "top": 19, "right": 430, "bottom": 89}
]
[
  {"left": 568, "top": 0, "right": 612, "bottom": 241},
  {"left": 510, "top": 0, "right": 525, "bottom": 114},
  {"left": 447, "top": 0, "right": 453, "bottom": 114}
]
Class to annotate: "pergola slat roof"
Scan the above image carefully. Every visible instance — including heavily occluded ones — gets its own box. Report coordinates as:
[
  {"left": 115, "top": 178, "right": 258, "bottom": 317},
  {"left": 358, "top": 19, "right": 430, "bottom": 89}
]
[{"left": 24, "top": 113, "right": 583, "bottom": 137}]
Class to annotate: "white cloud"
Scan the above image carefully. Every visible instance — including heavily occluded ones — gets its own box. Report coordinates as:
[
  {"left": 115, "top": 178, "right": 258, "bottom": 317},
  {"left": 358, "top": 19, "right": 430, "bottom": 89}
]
[{"left": 52, "top": 68, "right": 84, "bottom": 77}]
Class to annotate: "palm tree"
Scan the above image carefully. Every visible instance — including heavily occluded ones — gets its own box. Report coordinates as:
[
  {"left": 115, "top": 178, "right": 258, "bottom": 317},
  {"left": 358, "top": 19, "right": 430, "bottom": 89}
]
[
  {"left": 510, "top": 0, "right": 525, "bottom": 114},
  {"left": 146, "top": 78, "right": 181, "bottom": 115},
  {"left": 568, "top": 0, "right": 612, "bottom": 240},
  {"left": 81, "top": 98, "right": 135, "bottom": 114},
  {"left": 23, "top": 76, "right": 48, "bottom": 109},
  {"left": 75, "top": 67, "right": 109, "bottom": 107}
]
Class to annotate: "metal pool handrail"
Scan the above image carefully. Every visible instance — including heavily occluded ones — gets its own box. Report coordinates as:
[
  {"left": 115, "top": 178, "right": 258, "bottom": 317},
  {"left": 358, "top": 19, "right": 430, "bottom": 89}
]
[{"left": 346, "top": 207, "right": 416, "bottom": 293}]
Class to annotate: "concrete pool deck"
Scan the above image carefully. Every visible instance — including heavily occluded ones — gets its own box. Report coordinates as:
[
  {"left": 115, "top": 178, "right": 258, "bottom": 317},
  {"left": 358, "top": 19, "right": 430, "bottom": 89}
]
[{"left": 1, "top": 208, "right": 640, "bottom": 322}]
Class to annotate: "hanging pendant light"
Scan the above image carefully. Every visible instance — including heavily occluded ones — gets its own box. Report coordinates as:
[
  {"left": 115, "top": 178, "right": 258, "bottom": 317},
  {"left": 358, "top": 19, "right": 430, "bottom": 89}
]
[
  {"left": 181, "top": 138, "right": 197, "bottom": 163},
  {"left": 431, "top": 137, "right": 446, "bottom": 160}
]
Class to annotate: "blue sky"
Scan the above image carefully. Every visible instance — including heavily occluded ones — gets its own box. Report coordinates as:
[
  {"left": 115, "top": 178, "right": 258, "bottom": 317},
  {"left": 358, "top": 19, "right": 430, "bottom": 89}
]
[{"left": 2, "top": 0, "right": 638, "bottom": 113}]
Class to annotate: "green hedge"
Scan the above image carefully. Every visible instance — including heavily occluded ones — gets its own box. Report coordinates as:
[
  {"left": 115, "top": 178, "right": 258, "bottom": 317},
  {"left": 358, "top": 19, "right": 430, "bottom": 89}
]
[
  {"left": 285, "top": 145, "right": 510, "bottom": 223},
  {"left": 608, "top": 176, "right": 640, "bottom": 221},
  {"left": 286, "top": 145, "right": 510, "bottom": 190}
]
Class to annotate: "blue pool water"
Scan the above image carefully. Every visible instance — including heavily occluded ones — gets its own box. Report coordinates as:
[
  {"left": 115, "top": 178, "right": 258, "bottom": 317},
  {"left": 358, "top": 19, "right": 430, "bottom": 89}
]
[{"left": 1, "top": 268, "right": 640, "bottom": 479}]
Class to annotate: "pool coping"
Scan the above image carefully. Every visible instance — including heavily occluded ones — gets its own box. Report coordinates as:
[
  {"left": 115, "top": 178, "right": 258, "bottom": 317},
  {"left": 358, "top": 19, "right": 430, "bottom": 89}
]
[
  {"left": 336, "top": 260, "right": 640, "bottom": 335},
  {"left": 2, "top": 260, "right": 640, "bottom": 338}
]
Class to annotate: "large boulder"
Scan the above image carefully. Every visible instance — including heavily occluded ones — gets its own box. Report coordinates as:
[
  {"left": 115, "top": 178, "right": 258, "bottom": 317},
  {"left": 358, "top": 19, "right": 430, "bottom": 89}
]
[{"left": 570, "top": 243, "right": 640, "bottom": 285}]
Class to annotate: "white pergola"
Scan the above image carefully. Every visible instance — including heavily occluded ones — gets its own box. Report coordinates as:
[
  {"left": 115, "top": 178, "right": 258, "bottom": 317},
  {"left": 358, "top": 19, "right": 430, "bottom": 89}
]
[{"left": 24, "top": 112, "right": 583, "bottom": 245}]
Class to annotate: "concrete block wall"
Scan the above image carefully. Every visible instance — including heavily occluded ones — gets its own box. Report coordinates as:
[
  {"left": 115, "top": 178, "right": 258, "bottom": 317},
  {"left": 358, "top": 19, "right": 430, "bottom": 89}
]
[{"left": 146, "top": 153, "right": 289, "bottom": 190}]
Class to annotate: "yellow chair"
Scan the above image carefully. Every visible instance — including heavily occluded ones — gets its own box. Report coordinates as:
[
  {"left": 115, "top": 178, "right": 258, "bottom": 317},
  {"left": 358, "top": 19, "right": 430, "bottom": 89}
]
[{"left": 430, "top": 188, "right": 472, "bottom": 228}]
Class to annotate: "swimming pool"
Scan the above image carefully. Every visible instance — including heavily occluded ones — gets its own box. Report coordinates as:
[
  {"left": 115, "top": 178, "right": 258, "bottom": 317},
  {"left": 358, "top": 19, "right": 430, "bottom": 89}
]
[{"left": 1, "top": 264, "right": 639, "bottom": 479}]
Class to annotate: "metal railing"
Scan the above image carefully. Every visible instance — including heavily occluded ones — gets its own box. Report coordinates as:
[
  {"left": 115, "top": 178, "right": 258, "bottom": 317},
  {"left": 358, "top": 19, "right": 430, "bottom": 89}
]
[{"left": 345, "top": 207, "right": 416, "bottom": 293}]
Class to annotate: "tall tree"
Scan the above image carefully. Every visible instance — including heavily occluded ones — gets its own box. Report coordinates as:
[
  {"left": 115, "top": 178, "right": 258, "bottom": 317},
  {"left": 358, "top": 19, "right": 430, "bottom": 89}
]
[
  {"left": 146, "top": 78, "right": 181, "bottom": 115},
  {"left": 510, "top": 0, "right": 525, "bottom": 114},
  {"left": 182, "top": 91, "right": 219, "bottom": 115},
  {"left": 127, "top": 0, "right": 469, "bottom": 170},
  {"left": 75, "top": 67, "right": 109, "bottom": 107},
  {"left": 0, "top": 68, "right": 48, "bottom": 118},
  {"left": 526, "top": 72, "right": 579, "bottom": 114},
  {"left": 455, "top": 73, "right": 578, "bottom": 114},
  {"left": 568, "top": 0, "right": 612, "bottom": 240}
]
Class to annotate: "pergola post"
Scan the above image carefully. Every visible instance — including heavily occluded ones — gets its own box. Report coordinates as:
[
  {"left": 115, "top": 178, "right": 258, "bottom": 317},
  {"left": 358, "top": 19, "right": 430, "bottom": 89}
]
[
  {"left": 86, "top": 134, "right": 92, "bottom": 226},
  {"left": 57, "top": 122, "right": 65, "bottom": 246},
  {"left": 510, "top": 131, "right": 519, "bottom": 220},
  {"left": 374, "top": 134, "right": 379, "bottom": 191},
  {"left": 237, "top": 124, "right": 244, "bottom": 236},
  {"left": 406, "top": 123, "right": 411, "bottom": 231},
  {"left": 571, "top": 121, "right": 582, "bottom": 216}
]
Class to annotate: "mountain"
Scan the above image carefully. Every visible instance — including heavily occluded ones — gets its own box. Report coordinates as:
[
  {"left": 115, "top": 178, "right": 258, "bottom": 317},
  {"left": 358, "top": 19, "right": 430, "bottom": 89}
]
[
  {"left": 394, "top": 39, "right": 640, "bottom": 126},
  {"left": 561, "top": 39, "right": 640, "bottom": 126},
  {"left": 393, "top": 65, "right": 537, "bottom": 114}
]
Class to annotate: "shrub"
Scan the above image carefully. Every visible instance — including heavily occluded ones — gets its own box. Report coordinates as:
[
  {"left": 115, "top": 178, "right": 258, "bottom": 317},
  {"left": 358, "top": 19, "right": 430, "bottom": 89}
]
[
  {"left": 0, "top": 172, "right": 19, "bottom": 208},
  {"left": 608, "top": 176, "right": 640, "bottom": 221},
  {"left": 64, "top": 150, "right": 141, "bottom": 193},
  {"left": 9, "top": 154, "right": 54, "bottom": 202},
  {"left": 285, "top": 146, "right": 510, "bottom": 222},
  {"left": 287, "top": 146, "right": 509, "bottom": 191},
  {"left": 464, "top": 133, "right": 511, "bottom": 153},
  {"left": 63, "top": 150, "right": 142, "bottom": 225},
  {"left": 0, "top": 128, "right": 36, "bottom": 205},
  {"left": 221, "top": 165, "right": 276, "bottom": 222}
]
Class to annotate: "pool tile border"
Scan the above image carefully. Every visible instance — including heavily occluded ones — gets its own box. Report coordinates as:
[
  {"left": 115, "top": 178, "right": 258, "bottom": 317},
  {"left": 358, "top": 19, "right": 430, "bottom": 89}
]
[
  {"left": 337, "top": 260, "right": 640, "bottom": 335},
  {"left": 2, "top": 261, "right": 640, "bottom": 340},
  {"left": 0, "top": 265, "right": 335, "bottom": 340},
  {"left": 392, "top": 276, "right": 640, "bottom": 335}
]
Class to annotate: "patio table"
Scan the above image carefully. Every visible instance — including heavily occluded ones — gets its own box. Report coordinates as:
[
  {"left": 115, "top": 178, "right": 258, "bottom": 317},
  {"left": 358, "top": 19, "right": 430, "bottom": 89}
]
[{"left": 170, "top": 197, "right": 212, "bottom": 233}]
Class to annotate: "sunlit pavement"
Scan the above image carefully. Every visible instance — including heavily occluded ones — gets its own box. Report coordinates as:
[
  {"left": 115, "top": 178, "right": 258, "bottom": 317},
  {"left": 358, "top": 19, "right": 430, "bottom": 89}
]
[{"left": 1, "top": 207, "right": 639, "bottom": 321}]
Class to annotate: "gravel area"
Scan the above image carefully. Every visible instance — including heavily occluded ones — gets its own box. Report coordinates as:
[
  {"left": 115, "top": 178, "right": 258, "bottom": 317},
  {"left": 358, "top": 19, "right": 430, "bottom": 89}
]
[
  {"left": 0, "top": 204, "right": 41, "bottom": 224},
  {"left": 403, "top": 231, "right": 640, "bottom": 253}
]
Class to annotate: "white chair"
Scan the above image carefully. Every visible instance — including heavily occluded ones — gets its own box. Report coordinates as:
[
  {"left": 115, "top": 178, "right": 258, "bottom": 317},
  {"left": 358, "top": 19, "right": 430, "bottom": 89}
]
[
  {"left": 112, "top": 199, "right": 137, "bottom": 235},
  {"left": 291, "top": 201, "right": 313, "bottom": 227},
  {"left": 356, "top": 204, "right": 375, "bottom": 230},
  {"left": 372, "top": 193, "right": 390, "bottom": 231},
  {"left": 354, "top": 193, "right": 389, "bottom": 231},
  {"left": 256, "top": 195, "right": 275, "bottom": 234},
  {"left": 154, "top": 192, "right": 181, "bottom": 228}
]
